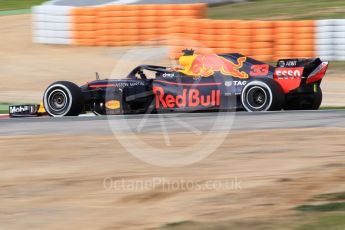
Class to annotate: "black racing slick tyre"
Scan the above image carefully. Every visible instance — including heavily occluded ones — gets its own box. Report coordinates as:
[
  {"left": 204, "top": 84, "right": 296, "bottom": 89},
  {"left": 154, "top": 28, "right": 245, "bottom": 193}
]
[
  {"left": 284, "top": 87, "right": 323, "bottom": 111},
  {"left": 305, "top": 88, "right": 323, "bottom": 110},
  {"left": 241, "top": 79, "right": 285, "bottom": 112},
  {"left": 43, "top": 81, "right": 83, "bottom": 117}
]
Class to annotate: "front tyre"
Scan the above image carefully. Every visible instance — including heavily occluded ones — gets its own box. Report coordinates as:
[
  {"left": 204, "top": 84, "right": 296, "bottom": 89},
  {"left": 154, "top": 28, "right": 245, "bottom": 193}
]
[
  {"left": 241, "top": 79, "right": 285, "bottom": 112},
  {"left": 43, "top": 81, "right": 83, "bottom": 117}
]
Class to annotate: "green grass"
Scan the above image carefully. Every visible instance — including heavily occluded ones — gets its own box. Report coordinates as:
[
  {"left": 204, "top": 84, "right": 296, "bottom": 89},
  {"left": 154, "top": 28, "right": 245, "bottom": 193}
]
[
  {"left": 0, "top": 104, "right": 9, "bottom": 114},
  {"left": 312, "top": 192, "right": 345, "bottom": 202},
  {"left": 320, "top": 106, "right": 345, "bottom": 110},
  {"left": 295, "top": 214, "right": 345, "bottom": 230},
  {"left": 159, "top": 214, "right": 345, "bottom": 230},
  {"left": 0, "top": 9, "right": 31, "bottom": 16},
  {"left": 208, "top": 0, "right": 345, "bottom": 20},
  {"left": 296, "top": 202, "right": 345, "bottom": 212},
  {"left": 1, "top": 0, "right": 345, "bottom": 19},
  {"left": 328, "top": 61, "right": 345, "bottom": 72},
  {"left": 0, "top": 0, "right": 46, "bottom": 11},
  {"left": 159, "top": 211, "right": 345, "bottom": 230},
  {"left": 160, "top": 219, "right": 296, "bottom": 230},
  {"left": 159, "top": 194, "right": 345, "bottom": 230},
  {"left": 1, "top": 0, "right": 345, "bottom": 20}
]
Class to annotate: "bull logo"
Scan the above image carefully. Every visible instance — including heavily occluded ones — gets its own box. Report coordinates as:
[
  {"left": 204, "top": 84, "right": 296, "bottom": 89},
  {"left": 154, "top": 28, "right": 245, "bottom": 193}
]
[{"left": 178, "top": 50, "right": 248, "bottom": 79}]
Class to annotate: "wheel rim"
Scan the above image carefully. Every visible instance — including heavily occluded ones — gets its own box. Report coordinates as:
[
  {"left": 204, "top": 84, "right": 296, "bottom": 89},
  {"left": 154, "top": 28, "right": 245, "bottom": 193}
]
[
  {"left": 246, "top": 86, "right": 268, "bottom": 110},
  {"left": 47, "top": 89, "right": 69, "bottom": 114}
]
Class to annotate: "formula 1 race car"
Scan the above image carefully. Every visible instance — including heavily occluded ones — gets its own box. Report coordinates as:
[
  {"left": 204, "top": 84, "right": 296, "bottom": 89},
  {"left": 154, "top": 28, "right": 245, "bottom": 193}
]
[{"left": 9, "top": 50, "right": 329, "bottom": 117}]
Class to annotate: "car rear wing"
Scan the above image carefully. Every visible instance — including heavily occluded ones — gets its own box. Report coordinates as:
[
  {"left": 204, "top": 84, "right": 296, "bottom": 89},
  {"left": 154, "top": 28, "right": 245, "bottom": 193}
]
[{"left": 276, "top": 58, "right": 329, "bottom": 84}]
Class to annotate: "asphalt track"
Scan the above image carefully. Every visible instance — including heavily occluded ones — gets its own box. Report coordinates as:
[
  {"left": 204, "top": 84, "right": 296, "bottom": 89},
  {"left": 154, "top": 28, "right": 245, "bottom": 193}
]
[{"left": 0, "top": 110, "right": 345, "bottom": 136}]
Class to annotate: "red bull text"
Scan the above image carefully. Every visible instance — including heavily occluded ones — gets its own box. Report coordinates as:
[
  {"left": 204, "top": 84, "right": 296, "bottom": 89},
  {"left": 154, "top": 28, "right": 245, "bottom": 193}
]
[{"left": 153, "top": 86, "right": 220, "bottom": 109}]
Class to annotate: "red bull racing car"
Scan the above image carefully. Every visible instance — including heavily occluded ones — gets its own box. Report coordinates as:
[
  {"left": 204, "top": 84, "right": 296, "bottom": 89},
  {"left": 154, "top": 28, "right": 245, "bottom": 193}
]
[{"left": 9, "top": 50, "right": 329, "bottom": 117}]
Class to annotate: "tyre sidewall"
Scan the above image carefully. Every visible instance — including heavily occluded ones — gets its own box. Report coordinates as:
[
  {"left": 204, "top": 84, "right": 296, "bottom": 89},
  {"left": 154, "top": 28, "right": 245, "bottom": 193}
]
[
  {"left": 241, "top": 79, "right": 284, "bottom": 112},
  {"left": 44, "top": 81, "right": 82, "bottom": 117}
]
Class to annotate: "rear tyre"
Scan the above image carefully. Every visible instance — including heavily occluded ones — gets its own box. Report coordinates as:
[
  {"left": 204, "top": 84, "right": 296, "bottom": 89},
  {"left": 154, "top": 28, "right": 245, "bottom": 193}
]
[
  {"left": 305, "top": 88, "right": 323, "bottom": 110},
  {"left": 43, "top": 81, "right": 83, "bottom": 117},
  {"left": 284, "top": 87, "right": 322, "bottom": 110},
  {"left": 241, "top": 79, "right": 285, "bottom": 112}
]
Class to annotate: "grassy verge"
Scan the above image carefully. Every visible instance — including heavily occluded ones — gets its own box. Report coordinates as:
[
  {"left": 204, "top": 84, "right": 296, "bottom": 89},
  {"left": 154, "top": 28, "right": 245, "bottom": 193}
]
[
  {"left": 311, "top": 192, "right": 345, "bottom": 202},
  {"left": 295, "top": 214, "right": 345, "bottom": 230},
  {"left": 327, "top": 61, "right": 345, "bottom": 73},
  {"left": 0, "top": 0, "right": 46, "bottom": 11},
  {"left": 1, "top": 0, "right": 345, "bottom": 20},
  {"left": 159, "top": 191, "right": 345, "bottom": 230},
  {"left": 294, "top": 192, "right": 345, "bottom": 229},
  {"left": 0, "top": 9, "right": 31, "bottom": 16},
  {"left": 159, "top": 214, "right": 345, "bottom": 230},
  {"left": 320, "top": 106, "right": 345, "bottom": 110},
  {"left": 0, "top": 104, "right": 9, "bottom": 114},
  {"left": 296, "top": 202, "right": 345, "bottom": 212},
  {"left": 208, "top": 0, "right": 345, "bottom": 20},
  {"left": 160, "top": 219, "right": 296, "bottom": 230}
]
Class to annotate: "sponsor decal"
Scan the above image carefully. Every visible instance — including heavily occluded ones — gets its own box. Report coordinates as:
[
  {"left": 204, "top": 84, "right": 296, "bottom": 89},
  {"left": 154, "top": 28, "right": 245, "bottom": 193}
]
[
  {"left": 278, "top": 60, "right": 298, "bottom": 67},
  {"left": 285, "top": 60, "right": 298, "bottom": 67},
  {"left": 162, "top": 73, "right": 175, "bottom": 78},
  {"left": 105, "top": 100, "right": 121, "bottom": 110},
  {"left": 129, "top": 81, "right": 146, "bottom": 87},
  {"left": 10, "top": 105, "right": 32, "bottom": 114},
  {"left": 38, "top": 102, "right": 46, "bottom": 114},
  {"left": 275, "top": 67, "right": 304, "bottom": 79},
  {"left": 250, "top": 64, "right": 269, "bottom": 76},
  {"left": 225, "top": 81, "right": 232, "bottom": 87},
  {"left": 278, "top": 60, "right": 285, "bottom": 68},
  {"left": 225, "top": 81, "right": 247, "bottom": 87},
  {"left": 234, "top": 81, "right": 247, "bottom": 86},
  {"left": 89, "top": 81, "right": 146, "bottom": 89},
  {"left": 180, "top": 54, "right": 248, "bottom": 79},
  {"left": 153, "top": 86, "right": 220, "bottom": 109}
]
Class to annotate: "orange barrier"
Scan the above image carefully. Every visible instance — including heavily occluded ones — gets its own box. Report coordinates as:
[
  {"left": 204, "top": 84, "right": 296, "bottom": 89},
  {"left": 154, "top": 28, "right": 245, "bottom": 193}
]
[
  {"left": 72, "top": 3, "right": 206, "bottom": 46},
  {"left": 71, "top": 4, "right": 316, "bottom": 61},
  {"left": 166, "top": 19, "right": 315, "bottom": 61},
  {"left": 71, "top": 7, "right": 97, "bottom": 46}
]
